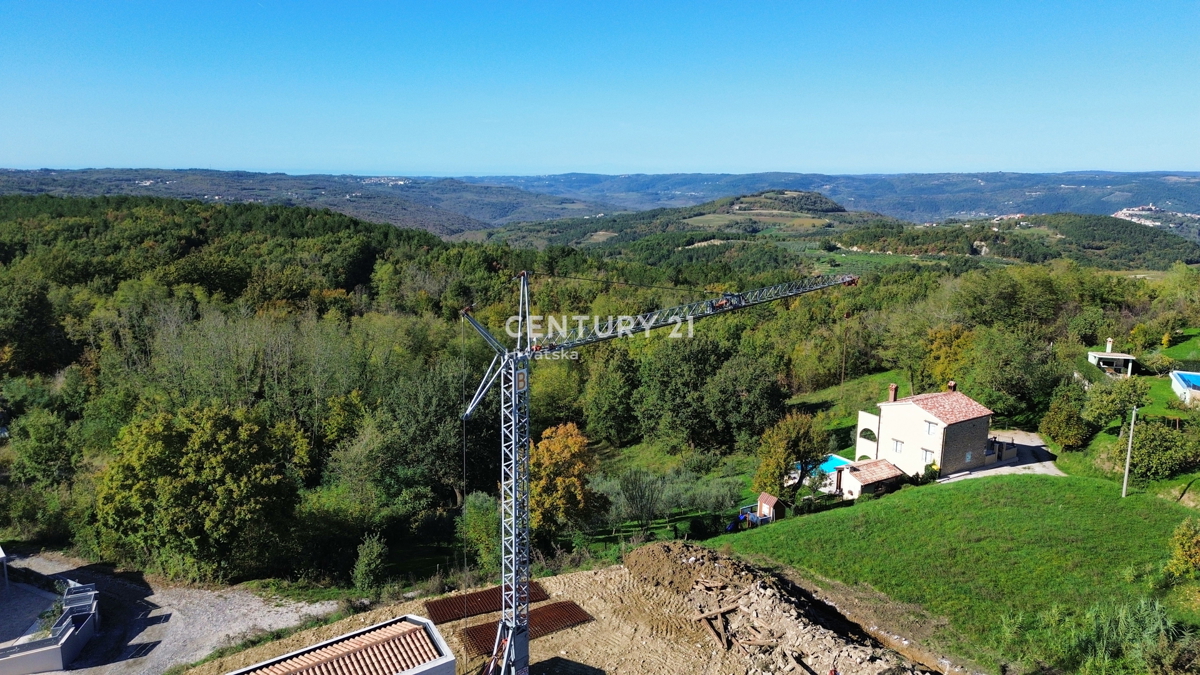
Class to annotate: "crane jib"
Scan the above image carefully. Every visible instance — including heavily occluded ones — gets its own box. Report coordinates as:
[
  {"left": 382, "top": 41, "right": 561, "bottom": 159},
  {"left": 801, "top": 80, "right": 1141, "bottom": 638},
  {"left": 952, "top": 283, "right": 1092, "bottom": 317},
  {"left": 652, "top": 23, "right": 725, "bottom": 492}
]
[{"left": 528, "top": 273, "right": 857, "bottom": 353}]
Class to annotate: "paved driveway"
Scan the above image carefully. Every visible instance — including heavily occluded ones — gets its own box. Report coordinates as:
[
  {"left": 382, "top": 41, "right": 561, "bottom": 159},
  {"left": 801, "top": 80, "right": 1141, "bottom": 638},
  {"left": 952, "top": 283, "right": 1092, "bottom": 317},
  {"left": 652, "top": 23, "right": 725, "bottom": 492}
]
[{"left": 938, "top": 429, "right": 1065, "bottom": 483}]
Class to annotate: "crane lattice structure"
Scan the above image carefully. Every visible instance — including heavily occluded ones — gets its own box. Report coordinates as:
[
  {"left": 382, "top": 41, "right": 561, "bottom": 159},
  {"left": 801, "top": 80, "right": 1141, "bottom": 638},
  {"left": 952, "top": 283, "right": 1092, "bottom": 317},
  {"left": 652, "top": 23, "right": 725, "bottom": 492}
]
[{"left": 461, "top": 271, "right": 858, "bottom": 675}]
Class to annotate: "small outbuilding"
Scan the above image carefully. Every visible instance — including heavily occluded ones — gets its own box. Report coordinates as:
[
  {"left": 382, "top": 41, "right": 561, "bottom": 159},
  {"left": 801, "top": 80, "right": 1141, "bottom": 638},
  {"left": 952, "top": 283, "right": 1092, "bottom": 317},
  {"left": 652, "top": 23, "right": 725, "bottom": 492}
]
[
  {"left": 834, "top": 459, "right": 905, "bottom": 499},
  {"left": 757, "top": 492, "right": 781, "bottom": 522},
  {"left": 1087, "top": 338, "right": 1135, "bottom": 378},
  {"left": 229, "top": 615, "right": 455, "bottom": 675}
]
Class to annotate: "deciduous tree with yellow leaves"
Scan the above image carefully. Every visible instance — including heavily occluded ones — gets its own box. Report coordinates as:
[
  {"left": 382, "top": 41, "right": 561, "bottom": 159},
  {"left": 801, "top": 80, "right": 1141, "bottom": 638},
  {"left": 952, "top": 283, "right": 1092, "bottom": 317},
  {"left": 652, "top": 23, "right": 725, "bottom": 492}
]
[{"left": 529, "top": 423, "right": 608, "bottom": 537}]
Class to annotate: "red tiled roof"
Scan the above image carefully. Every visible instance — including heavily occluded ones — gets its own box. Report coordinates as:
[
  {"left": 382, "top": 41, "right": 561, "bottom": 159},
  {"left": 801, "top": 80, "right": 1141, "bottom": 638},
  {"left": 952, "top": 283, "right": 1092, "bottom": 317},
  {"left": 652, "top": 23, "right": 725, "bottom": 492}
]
[
  {"left": 892, "top": 391, "right": 992, "bottom": 425},
  {"left": 844, "top": 459, "right": 905, "bottom": 485},
  {"left": 240, "top": 618, "right": 442, "bottom": 675},
  {"left": 758, "top": 492, "right": 779, "bottom": 508}
]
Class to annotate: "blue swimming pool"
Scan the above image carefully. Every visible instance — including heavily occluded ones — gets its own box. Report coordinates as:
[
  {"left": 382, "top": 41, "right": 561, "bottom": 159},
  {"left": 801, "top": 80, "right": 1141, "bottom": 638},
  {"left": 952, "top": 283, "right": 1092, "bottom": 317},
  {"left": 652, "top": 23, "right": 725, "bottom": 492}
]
[
  {"left": 1176, "top": 371, "right": 1200, "bottom": 389},
  {"left": 815, "top": 454, "right": 852, "bottom": 474}
]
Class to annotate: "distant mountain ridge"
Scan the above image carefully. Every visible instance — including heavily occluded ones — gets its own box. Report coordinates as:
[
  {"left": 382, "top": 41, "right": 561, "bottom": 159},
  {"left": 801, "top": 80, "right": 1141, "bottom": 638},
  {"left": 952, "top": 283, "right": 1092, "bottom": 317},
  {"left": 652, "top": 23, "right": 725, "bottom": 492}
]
[
  {"left": 0, "top": 168, "right": 616, "bottom": 235},
  {"left": 457, "top": 171, "right": 1200, "bottom": 223},
  {"left": 7, "top": 168, "right": 1200, "bottom": 236}
]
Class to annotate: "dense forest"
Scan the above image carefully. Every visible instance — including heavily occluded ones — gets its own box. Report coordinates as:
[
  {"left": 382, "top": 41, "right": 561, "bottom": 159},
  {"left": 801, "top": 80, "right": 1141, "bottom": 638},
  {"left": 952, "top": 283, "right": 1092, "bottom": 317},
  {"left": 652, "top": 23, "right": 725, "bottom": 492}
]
[{"left": 1, "top": 195, "right": 1198, "bottom": 588}]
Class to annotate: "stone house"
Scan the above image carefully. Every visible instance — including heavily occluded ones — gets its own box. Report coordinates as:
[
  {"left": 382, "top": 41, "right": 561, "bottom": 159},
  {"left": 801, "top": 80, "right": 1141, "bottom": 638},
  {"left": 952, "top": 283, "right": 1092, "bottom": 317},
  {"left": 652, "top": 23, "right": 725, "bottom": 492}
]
[{"left": 855, "top": 381, "right": 996, "bottom": 477}]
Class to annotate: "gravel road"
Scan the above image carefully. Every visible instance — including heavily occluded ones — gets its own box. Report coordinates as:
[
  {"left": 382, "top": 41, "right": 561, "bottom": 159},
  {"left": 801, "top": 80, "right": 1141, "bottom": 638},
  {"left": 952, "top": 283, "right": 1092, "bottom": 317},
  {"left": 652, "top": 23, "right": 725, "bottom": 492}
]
[{"left": 7, "top": 552, "right": 337, "bottom": 675}]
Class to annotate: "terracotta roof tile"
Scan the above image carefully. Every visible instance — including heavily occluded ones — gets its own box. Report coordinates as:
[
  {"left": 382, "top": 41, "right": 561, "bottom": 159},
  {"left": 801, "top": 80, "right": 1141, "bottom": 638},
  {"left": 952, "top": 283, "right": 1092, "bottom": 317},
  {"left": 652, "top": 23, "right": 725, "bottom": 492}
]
[
  {"left": 844, "top": 459, "right": 905, "bottom": 485},
  {"left": 758, "top": 492, "right": 779, "bottom": 507},
  {"left": 893, "top": 391, "right": 992, "bottom": 425},
  {"left": 240, "top": 618, "right": 442, "bottom": 675}
]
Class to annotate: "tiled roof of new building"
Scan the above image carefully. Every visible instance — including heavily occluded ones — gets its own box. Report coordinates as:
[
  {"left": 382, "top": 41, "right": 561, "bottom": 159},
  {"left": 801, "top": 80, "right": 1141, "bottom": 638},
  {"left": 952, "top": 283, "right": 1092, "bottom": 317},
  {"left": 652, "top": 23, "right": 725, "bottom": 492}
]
[
  {"left": 236, "top": 617, "right": 442, "bottom": 675},
  {"left": 893, "top": 391, "right": 993, "bottom": 425}
]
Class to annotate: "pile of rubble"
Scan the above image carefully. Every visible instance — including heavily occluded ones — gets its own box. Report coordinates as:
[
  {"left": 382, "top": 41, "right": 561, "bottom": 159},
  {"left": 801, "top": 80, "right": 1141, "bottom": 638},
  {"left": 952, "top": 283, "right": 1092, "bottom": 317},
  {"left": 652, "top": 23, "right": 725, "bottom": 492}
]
[{"left": 625, "top": 542, "right": 925, "bottom": 675}]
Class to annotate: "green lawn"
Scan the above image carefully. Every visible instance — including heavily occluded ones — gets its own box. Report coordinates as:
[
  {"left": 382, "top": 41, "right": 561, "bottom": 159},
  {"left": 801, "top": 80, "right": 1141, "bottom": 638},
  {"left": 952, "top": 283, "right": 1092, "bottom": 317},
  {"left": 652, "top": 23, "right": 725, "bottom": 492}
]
[
  {"left": 709, "top": 474, "right": 1197, "bottom": 670},
  {"left": 788, "top": 369, "right": 913, "bottom": 428},
  {"left": 1164, "top": 328, "right": 1200, "bottom": 361}
]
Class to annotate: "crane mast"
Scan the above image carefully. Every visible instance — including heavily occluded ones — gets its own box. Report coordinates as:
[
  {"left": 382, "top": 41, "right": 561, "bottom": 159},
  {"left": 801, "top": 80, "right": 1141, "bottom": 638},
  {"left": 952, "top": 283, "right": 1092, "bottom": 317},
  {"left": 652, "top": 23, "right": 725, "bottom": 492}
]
[{"left": 462, "top": 271, "right": 858, "bottom": 675}]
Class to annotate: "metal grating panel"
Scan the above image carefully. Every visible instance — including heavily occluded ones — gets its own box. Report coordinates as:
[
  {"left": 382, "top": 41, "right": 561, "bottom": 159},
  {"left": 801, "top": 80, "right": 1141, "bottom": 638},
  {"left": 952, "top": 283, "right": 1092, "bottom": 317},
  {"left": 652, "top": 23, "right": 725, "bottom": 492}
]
[
  {"left": 424, "top": 581, "right": 549, "bottom": 624},
  {"left": 459, "top": 601, "right": 595, "bottom": 657}
]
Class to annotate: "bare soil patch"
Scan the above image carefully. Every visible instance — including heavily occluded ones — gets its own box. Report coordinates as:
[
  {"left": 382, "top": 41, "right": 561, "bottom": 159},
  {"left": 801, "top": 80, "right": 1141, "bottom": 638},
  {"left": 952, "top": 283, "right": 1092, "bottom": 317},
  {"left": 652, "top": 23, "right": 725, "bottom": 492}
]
[{"left": 190, "top": 543, "right": 928, "bottom": 675}]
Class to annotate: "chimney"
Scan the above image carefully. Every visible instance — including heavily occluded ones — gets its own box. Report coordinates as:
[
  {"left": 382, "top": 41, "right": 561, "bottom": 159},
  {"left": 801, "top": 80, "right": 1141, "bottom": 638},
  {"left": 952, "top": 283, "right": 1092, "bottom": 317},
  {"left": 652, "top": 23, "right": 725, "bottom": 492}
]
[
  {"left": 1106, "top": 337, "right": 1114, "bottom": 353},
  {"left": 947, "top": 380, "right": 957, "bottom": 392},
  {"left": 887, "top": 383, "right": 898, "bottom": 402}
]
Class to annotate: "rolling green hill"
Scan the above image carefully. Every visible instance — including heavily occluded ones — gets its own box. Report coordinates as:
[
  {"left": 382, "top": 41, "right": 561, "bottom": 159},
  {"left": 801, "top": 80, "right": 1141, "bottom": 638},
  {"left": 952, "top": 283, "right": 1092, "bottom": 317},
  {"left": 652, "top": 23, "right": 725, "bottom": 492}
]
[
  {"left": 836, "top": 213, "right": 1200, "bottom": 270},
  {"left": 480, "top": 190, "right": 1200, "bottom": 271},
  {"left": 712, "top": 474, "right": 1197, "bottom": 672}
]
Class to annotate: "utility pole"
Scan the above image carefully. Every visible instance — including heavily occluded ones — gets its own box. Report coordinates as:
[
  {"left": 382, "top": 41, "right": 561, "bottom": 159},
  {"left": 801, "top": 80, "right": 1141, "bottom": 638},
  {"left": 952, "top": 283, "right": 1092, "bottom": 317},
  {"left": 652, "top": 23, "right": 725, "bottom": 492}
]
[
  {"left": 462, "top": 271, "right": 858, "bottom": 675},
  {"left": 1121, "top": 406, "right": 1138, "bottom": 498}
]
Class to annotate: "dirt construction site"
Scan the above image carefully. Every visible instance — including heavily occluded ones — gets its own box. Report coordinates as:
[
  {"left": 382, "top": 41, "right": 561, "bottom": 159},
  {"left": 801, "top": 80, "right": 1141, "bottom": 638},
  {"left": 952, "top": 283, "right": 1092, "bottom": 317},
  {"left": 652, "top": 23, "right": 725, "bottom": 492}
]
[{"left": 189, "top": 542, "right": 928, "bottom": 675}]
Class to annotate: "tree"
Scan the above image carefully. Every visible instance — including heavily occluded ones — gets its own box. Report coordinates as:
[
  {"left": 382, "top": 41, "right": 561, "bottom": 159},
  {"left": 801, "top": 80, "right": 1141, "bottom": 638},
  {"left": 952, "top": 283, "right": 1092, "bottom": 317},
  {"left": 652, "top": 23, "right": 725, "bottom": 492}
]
[
  {"left": 383, "top": 364, "right": 469, "bottom": 506},
  {"left": 95, "top": 405, "right": 307, "bottom": 581},
  {"left": 752, "top": 412, "right": 829, "bottom": 500},
  {"left": 1082, "top": 377, "right": 1152, "bottom": 428},
  {"left": 352, "top": 533, "right": 389, "bottom": 593},
  {"left": 616, "top": 469, "right": 666, "bottom": 532},
  {"left": 0, "top": 272, "right": 71, "bottom": 374},
  {"left": 457, "top": 492, "right": 501, "bottom": 575},
  {"left": 960, "top": 326, "right": 1062, "bottom": 427},
  {"left": 1039, "top": 384, "right": 1093, "bottom": 449},
  {"left": 703, "top": 354, "right": 788, "bottom": 450},
  {"left": 529, "top": 423, "right": 608, "bottom": 536},
  {"left": 924, "top": 324, "right": 974, "bottom": 387},
  {"left": 1129, "top": 421, "right": 1197, "bottom": 481},
  {"left": 634, "top": 336, "right": 729, "bottom": 448},
  {"left": 10, "top": 408, "right": 75, "bottom": 487},
  {"left": 582, "top": 345, "right": 639, "bottom": 447}
]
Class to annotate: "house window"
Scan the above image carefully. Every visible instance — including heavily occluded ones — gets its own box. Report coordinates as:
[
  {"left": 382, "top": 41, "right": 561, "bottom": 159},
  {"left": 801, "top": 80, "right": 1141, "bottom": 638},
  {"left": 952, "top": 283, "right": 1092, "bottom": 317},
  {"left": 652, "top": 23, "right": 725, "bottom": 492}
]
[
  {"left": 922, "top": 449, "right": 933, "bottom": 465},
  {"left": 893, "top": 439, "right": 903, "bottom": 454},
  {"left": 926, "top": 421, "right": 937, "bottom": 435},
  {"left": 965, "top": 451, "right": 974, "bottom": 463}
]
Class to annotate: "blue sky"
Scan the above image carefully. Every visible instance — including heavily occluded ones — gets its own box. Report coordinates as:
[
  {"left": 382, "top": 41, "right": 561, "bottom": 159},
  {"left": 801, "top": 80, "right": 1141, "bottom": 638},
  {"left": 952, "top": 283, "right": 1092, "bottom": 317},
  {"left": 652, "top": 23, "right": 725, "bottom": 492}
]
[{"left": 1, "top": 1, "right": 1198, "bottom": 175}]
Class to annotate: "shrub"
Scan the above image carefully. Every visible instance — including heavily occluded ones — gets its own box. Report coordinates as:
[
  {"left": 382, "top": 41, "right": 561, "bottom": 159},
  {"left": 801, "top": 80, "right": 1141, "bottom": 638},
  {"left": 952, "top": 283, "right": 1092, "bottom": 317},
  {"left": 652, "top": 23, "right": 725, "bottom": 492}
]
[
  {"left": 1039, "top": 383, "right": 1093, "bottom": 449},
  {"left": 1128, "top": 421, "right": 1198, "bottom": 481},
  {"left": 1166, "top": 518, "right": 1200, "bottom": 579},
  {"left": 352, "top": 533, "right": 389, "bottom": 593},
  {"left": 457, "top": 492, "right": 501, "bottom": 575},
  {"left": 856, "top": 492, "right": 876, "bottom": 503},
  {"left": 9, "top": 408, "right": 74, "bottom": 487}
]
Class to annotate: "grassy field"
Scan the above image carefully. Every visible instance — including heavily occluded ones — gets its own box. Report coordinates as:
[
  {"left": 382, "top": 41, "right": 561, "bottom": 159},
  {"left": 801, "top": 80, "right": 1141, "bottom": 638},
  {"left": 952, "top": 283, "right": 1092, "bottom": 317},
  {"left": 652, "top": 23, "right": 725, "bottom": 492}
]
[
  {"left": 788, "top": 369, "right": 913, "bottom": 420},
  {"left": 1140, "top": 374, "right": 1185, "bottom": 418},
  {"left": 1165, "top": 328, "right": 1200, "bottom": 361},
  {"left": 710, "top": 474, "right": 1198, "bottom": 670}
]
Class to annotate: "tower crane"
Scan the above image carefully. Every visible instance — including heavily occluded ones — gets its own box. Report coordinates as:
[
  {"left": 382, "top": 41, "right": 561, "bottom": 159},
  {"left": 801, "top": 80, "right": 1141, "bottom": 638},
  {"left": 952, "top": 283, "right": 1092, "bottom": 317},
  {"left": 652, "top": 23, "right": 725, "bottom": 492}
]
[{"left": 461, "top": 270, "right": 858, "bottom": 675}]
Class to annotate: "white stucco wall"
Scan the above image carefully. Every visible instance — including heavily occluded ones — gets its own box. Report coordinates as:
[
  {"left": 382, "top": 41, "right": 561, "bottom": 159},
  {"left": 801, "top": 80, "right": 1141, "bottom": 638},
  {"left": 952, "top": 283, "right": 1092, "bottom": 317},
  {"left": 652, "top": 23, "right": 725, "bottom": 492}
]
[
  {"left": 855, "top": 411, "right": 880, "bottom": 460},
  {"left": 876, "top": 401, "right": 945, "bottom": 476}
]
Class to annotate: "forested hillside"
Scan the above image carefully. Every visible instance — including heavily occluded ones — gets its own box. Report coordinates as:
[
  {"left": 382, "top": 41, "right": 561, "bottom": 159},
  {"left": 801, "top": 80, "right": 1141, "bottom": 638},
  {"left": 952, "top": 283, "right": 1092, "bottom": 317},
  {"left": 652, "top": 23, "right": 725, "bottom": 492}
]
[
  {"left": 1, "top": 195, "right": 1198, "bottom": 591},
  {"left": 480, "top": 191, "right": 1200, "bottom": 271},
  {"left": 0, "top": 169, "right": 616, "bottom": 235},
  {"left": 836, "top": 213, "right": 1200, "bottom": 270}
]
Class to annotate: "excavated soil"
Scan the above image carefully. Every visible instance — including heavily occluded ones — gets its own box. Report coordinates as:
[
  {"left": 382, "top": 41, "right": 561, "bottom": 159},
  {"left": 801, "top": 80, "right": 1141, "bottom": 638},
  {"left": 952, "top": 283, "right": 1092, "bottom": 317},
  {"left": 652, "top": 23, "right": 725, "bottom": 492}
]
[{"left": 188, "top": 543, "right": 928, "bottom": 675}]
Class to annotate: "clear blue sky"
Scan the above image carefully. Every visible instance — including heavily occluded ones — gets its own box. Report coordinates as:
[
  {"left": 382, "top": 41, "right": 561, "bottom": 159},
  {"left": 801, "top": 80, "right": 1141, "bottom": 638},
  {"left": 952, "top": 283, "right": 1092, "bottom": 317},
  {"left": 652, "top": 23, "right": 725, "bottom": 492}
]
[{"left": 2, "top": 1, "right": 1198, "bottom": 175}]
